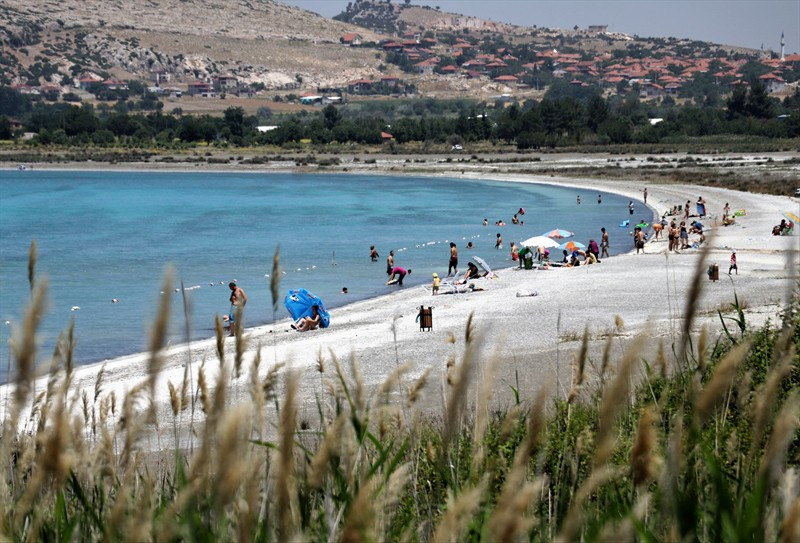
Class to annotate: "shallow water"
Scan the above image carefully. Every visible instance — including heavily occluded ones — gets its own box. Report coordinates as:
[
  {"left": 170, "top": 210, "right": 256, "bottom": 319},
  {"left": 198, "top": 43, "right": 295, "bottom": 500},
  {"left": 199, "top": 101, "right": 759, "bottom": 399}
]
[{"left": 0, "top": 169, "right": 642, "bottom": 380}]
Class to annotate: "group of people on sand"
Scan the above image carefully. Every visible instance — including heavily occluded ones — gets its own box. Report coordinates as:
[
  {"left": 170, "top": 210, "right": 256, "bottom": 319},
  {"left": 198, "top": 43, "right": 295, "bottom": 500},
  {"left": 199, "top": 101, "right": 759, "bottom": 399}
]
[
  {"left": 370, "top": 245, "right": 413, "bottom": 286},
  {"left": 772, "top": 219, "right": 794, "bottom": 236}
]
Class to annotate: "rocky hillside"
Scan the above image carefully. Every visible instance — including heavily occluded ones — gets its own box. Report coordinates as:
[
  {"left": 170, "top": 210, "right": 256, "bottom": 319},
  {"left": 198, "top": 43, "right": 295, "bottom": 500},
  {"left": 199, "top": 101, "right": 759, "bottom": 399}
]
[{"left": 0, "top": 0, "right": 386, "bottom": 89}]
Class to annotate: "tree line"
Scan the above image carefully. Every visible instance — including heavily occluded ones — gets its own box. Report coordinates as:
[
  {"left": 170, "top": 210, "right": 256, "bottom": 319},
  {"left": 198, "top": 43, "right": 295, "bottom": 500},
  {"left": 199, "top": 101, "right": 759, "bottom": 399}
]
[{"left": 1, "top": 79, "right": 798, "bottom": 148}]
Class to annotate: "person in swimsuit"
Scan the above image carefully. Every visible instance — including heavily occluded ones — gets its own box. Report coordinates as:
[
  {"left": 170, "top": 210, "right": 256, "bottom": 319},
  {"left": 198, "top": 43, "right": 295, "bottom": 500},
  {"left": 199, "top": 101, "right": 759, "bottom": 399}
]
[
  {"left": 227, "top": 282, "right": 247, "bottom": 337},
  {"left": 600, "top": 227, "right": 609, "bottom": 258},
  {"left": 370, "top": 245, "right": 379, "bottom": 261},
  {"left": 448, "top": 242, "right": 458, "bottom": 276},
  {"left": 387, "top": 266, "right": 411, "bottom": 285},
  {"left": 386, "top": 250, "right": 394, "bottom": 275},
  {"left": 295, "top": 305, "right": 321, "bottom": 332}
]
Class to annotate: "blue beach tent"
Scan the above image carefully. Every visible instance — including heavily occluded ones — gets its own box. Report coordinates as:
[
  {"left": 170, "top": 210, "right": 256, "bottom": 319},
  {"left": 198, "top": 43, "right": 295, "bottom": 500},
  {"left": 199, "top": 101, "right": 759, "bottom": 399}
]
[{"left": 284, "top": 288, "right": 330, "bottom": 328}]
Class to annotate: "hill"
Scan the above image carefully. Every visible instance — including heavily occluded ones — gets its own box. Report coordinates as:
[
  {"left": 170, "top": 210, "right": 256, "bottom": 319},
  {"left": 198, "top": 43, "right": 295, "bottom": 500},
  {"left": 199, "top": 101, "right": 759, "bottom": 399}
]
[{"left": 0, "top": 0, "right": 386, "bottom": 90}]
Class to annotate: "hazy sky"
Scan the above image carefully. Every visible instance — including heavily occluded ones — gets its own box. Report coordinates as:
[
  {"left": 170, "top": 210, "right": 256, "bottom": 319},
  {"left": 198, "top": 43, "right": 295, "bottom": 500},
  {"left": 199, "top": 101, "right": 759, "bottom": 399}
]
[{"left": 281, "top": 0, "right": 800, "bottom": 53}]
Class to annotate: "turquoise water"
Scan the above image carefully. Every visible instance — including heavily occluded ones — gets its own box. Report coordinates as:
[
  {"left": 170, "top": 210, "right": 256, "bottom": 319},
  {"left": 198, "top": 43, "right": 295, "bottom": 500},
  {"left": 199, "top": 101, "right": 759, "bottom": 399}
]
[{"left": 0, "top": 169, "right": 640, "bottom": 380}]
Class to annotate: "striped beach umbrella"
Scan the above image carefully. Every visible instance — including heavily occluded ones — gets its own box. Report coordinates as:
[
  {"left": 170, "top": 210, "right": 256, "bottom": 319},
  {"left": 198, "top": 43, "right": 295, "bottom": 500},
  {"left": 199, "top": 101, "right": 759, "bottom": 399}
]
[
  {"left": 542, "top": 229, "right": 575, "bottom": 239},
  {"left": 559, "top": 240, "right": 586, "bottom": 252}
]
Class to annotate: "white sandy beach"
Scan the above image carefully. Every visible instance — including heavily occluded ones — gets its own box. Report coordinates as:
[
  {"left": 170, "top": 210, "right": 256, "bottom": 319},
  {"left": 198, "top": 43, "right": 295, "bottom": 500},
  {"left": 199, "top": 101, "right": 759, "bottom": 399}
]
[{"left": 3, "top": 173, "right": 799, "bottom": 444}]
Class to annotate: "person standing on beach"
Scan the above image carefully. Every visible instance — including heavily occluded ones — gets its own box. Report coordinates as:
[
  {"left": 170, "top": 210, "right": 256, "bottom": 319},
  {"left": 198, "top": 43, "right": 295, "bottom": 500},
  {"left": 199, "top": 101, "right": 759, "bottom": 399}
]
[
  {"left": 684, "top": 200, "right": 691, "bottom": 221},
  {"left": 431, "top": 273, "right": 440, "bottom": 295},
  {"left": 600, "top": 227, "right": 609, "bottom": 258},
  {"left": 228, "top": 282, "right": 247, "bottom": 337},
  {"left": 386, "top": 250, "right": 394, "bottom": 275},
  {"left": 448, "top": 242, "right": 458, "bottom": 277},
  {"left": 643, "top": 187, "right": 648, "bottom": 204},
  {"left": 370, "top": 245, "right": 379, "bottom": 262},
  {"left": 495, "top": 233, "right": 503, "bottom": 249},
  {"left": 729, "top": 250, "right": 738, "bottom": 275}
]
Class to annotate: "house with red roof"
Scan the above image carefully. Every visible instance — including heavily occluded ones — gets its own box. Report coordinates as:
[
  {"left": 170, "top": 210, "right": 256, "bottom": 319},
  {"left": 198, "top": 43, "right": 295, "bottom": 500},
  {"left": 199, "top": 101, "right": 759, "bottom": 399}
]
[
  {"left": 347, "top": 79, "right": 373, "bottom": 94},
  {"left": 78, "top": 76, "right": 102, "bottom": 90},
  {"left": 759, "top": 73, "right": 786, "bottom": 93},
  {"left": 493, "top": 74, "right": 519, "bottom": 84},
  {"left": 341, "top": 33, "right": 362, "bottom": 46},
  {"left": 187, "top": 81, "right": 213, "bottom": 96}
]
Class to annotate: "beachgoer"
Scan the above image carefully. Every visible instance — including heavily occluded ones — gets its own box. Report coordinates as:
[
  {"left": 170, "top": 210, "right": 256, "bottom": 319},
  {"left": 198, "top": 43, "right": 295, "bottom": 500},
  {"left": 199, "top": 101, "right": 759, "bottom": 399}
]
[
  {"left": 629, "top": 201, "right": 634, "bottom": 215},
  {"left": 598, "top": 194, "right": 602, "bottom": 204},
  {"left": 723, "top": 202, "right": 730, "bottom": 217},
  {"left": 684, "top": 200, "right": 691, "bottom": 220},
  {"left": 511, "top": 214, "right": 519, "bottom": 225},
  {"left": 295, "top": 305, "right": 321, "bottom": 332},
  {"left": 495, "top": 233, "right": 502, "bottom": 249},
  {"left": 460, "top": 261, "right": 479, "bottom": 283},
  {"left": 652, "top": 222, "right": 663, "bottom": 240},
  {"left": 601, "top": 227, "right": 609, "bottom": 258},
  {"left": 510, "top": 241, "right": 519, "bottom": 261},
  {"left": 386, "top": 250, "right": 394, "bottom": 275},
  {"left": 228, "top": 282, "right": 247, "bottom": 337},
  {"left": 342, "top": 287, "right": 348, "bottom": 294},
  {"left": 466, "top": 241, "right": 473, "bottom": 249},
  {"left": 643, "top": 187, "right": 648, "bottom": 203},
  {"left": 635, "top": 228, "right": 646, "bottom": 254},
  {"left": 518, "top": 246, "right": 531, "bottom": 268},
  {"left": 588, "top": 239, "right": 600, "bottom": 262},
  {"left": 577, "top": 195, "right": 581, "bottom": 205},
  {"left": 585, "top": 251, "right": 597, "bottom": 265},
  {"left": 679, "top": 221, "right": 689, "bottom": 249},
  {"left": 387, "top": 266, "right": 411, "bottom": 285},
  {"left": 561, "top": 249, "right": 569, "bottom": 263},
  {"left": 729, "top": 250, "right": 738, "bottom": 275},
  {"left": 483, "top": 218, "right": 488, "bottom": 226},
  {"left": 517, "top": 207, "right": 525, "bottom": 216},
  {"left": 448, "top": 242, "right": 458, "bottom": 276},
  {"left": 370, "top": 245, "right": 379, "bottom": 262},
  {"left": 431, "top": 273, "right": 440, "bottom": 295}
]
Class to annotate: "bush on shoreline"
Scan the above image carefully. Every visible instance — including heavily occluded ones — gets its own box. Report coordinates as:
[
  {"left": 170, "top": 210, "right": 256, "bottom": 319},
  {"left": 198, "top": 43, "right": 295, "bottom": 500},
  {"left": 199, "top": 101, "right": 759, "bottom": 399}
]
[{"left": 1, "top": 248, "right": 798, "bottom": 541}]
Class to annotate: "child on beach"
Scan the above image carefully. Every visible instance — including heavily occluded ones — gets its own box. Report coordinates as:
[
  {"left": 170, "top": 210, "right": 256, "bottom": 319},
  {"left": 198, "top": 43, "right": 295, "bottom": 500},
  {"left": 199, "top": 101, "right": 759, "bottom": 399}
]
[{"left": 431, "top": 272, "right": 440, "bottom": 295}]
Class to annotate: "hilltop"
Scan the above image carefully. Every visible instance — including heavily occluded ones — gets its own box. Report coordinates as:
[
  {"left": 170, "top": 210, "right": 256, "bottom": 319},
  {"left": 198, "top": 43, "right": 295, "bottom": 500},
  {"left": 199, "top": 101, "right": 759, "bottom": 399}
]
[{"left": 0, "top": 0, "right": 386, "bottom": 91}]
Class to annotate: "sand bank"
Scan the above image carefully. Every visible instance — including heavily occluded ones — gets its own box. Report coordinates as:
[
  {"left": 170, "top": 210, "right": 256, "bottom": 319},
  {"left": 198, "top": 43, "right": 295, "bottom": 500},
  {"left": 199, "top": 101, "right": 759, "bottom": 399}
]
[{"left": 2, "top": 173, "right": 798, "bottom": 444}]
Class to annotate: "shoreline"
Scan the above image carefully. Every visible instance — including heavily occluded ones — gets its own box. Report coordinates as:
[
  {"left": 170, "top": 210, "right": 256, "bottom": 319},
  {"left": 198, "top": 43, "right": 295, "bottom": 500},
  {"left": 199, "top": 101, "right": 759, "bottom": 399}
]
[
  {"left": 3, "top": 166, "right": 659, "bottom": 370},
  {"left": 2, "top": 166, "right": 798, "bottom": 444}
]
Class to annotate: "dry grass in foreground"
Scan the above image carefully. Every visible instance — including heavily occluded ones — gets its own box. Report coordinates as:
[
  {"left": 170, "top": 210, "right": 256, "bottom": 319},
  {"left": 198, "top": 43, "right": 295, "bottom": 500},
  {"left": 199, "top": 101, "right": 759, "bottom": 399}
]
[{"left": 1, "top": 244, "right": 799, "bottom": 542}]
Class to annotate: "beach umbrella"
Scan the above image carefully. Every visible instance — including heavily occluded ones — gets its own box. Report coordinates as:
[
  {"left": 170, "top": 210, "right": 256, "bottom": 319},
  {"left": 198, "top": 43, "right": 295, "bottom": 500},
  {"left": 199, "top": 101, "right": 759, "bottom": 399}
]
[
  {"left": 559, "top": 240, "right": 586, "bottom": 252},
  {"left": 472, "top": 256, "right": 493, "bottom": 276},
  {"left": 284, "top": 288, "right": 330, "bottom": 328},
  {"left": 541, "top": 228, "right": 575, "bottom": 239},
  {"left": 521, "top": 235, "right": 560, "bottom": 249},
  {"left": 784, "top": 211, "right": 799, "bottom": 224}
]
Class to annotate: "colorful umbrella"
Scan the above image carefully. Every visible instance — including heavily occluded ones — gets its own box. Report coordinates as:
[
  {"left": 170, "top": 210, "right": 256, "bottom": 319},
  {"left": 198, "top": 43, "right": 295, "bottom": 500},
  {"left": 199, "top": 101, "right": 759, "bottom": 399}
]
[
  {"left": 542, "top": 229, "right": 575, "bottom": 239},
  {"left": 559, "top": 240, "right": 586, "bottom": 252},
  {"left": 521, "top": 236, "right": 560, "bottom": 249},
  {"left": 284, "top": 288, "right": 330, "bottom": 328},
  {"left": 784, "top": 211, "right": 799, "bottom": 224}
]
